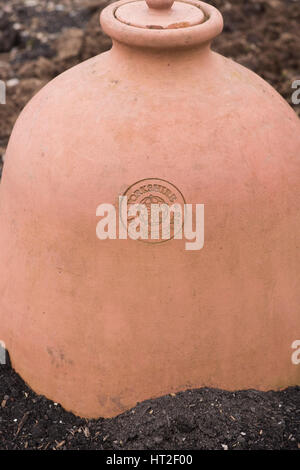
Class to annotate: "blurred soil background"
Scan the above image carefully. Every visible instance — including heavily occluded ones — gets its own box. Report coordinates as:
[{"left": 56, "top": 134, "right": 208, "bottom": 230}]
[{"left": 0, "top": 0, "right": 299, "bottom": 177}]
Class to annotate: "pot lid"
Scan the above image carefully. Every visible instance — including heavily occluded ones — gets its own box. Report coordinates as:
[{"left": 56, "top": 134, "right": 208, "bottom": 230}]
[
  {"left": 100, "top": 0, "right": 224, "bottom": 49},
  {"left": 115, "top": 0, "right": 205, "bottom": 30}
]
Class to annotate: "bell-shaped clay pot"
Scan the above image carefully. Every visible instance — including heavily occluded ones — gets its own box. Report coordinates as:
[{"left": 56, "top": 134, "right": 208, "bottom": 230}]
[{"left": 0, "top": 0, "right": 299, "bottom": 418}]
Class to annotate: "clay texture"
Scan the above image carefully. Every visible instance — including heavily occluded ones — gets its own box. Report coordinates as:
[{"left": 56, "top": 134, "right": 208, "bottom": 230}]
[{"left": 0, "top": 0, "right": 299, "bottom": 417}]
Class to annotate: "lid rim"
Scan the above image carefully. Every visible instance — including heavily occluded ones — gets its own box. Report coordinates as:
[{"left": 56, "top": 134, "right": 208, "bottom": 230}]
[
  {"left": 115, "top": 1, "right": 206, "bottom": 31},
  {"left": 100, "top": 0, "right": 224, "bottom": 49}
]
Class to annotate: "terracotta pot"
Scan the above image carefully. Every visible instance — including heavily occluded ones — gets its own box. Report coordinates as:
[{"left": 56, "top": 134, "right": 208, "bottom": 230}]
[{"left": 0, "top": 0, "right": 299, "bottom": 418}]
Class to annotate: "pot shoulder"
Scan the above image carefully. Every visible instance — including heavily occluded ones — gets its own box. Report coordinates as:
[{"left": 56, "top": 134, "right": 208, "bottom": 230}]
[{"left": 2, "top": 50, "right": 299, "bottom": 213}]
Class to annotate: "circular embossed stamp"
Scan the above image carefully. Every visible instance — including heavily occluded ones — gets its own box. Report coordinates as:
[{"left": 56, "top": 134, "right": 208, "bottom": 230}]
[{"left": 121, "top": 178, "right": 186, "bottom": 244}]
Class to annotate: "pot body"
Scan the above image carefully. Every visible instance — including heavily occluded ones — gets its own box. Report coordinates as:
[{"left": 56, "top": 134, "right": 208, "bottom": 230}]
[{"left": 0, "top": 41, "right": 299, "bottom": 418}]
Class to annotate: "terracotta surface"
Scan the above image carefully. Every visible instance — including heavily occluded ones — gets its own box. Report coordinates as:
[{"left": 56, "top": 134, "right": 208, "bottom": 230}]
[
  {"left": 0, "top": 0, "right": 299, "bottom": 418},
  {"left": 116, "top": 1, "right": 205, "bottom": 29}
]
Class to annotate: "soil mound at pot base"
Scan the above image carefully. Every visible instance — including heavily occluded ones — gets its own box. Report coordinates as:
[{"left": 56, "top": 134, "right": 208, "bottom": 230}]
[{"left": 0, "top": 353, "right": 299, "bottom": 450}]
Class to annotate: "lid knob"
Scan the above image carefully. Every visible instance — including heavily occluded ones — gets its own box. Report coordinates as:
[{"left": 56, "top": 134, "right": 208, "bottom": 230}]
[{"left": 146, "top": 0, "right": 174, "bottom": 10}]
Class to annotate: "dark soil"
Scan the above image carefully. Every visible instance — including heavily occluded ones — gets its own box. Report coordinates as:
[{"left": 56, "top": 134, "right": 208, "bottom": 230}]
[
  {"left": 0, "top": 351, "right": 299, "bottom": 450},
  {"left": 0, "top": 0, "right": 299, "bottom": 451}
]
